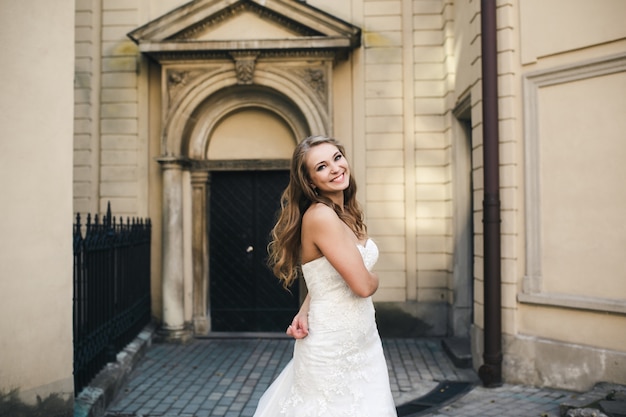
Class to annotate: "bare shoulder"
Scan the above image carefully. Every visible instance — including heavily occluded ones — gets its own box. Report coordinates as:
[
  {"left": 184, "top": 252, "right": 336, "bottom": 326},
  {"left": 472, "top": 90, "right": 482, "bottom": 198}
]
[
  {"left": 302, "top": 202, "right": 339, "bottom": 227},
  {"left": 301, "top": 203, "right": 344, "bottom": 262}
]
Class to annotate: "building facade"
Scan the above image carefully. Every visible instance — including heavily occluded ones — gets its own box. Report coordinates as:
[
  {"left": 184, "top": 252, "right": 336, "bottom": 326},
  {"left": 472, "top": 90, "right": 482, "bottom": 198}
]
[
  {"left": 72, "top": 0, "right": 626, "bottom": 391},
  {"left": 2, "top": 0, "right": 624, "bottom": 411}
]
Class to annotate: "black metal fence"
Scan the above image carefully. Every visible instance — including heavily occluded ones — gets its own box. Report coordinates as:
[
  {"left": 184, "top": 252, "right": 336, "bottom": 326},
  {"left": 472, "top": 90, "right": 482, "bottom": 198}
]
[{"left": 73, "top": 203, "right": 152, "bottom": 394}]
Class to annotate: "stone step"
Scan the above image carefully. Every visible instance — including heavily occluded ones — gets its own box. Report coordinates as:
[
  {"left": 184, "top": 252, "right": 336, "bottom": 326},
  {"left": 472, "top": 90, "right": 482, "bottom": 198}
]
[{"left": 441, "top": 337, "right": 472, "bottom": 369}]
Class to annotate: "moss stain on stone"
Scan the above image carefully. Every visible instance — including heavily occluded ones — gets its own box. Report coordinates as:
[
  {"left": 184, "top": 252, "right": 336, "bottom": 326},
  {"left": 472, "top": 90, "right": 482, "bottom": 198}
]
[
  {"left": 363, "top": 30, "right": 394, "bottom": 47},
  {"left": 0, "top": 389, "right": 73, "bottom": 417}
]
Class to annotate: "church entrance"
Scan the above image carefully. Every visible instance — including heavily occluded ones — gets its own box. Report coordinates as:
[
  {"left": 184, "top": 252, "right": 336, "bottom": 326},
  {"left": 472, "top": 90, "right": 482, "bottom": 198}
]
[{"left": 208, "top": 170, "right": 298, "bottom": 332}]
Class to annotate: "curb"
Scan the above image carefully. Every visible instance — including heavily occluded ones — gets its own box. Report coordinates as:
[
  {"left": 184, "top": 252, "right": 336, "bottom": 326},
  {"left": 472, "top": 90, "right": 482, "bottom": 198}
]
[{"left": 74, "top": 322, "right": 157, "bottom": 417}]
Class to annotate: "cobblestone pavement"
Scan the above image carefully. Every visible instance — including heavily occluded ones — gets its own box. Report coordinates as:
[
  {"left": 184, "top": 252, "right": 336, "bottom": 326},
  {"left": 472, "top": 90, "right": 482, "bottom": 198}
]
[
  {"left": 104, "top": 337, "right": 577, "bottom": 417},
  {"left": 427, "top": 384, "right": 574, "bottom": 417}
]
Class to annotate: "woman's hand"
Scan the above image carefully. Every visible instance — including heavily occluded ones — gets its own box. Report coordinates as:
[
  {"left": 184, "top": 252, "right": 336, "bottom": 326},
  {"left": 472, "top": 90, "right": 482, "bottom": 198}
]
[
  {"left": 287, "top": 295, "right": 310, "bottom": 339},
  {"left": 286, "top": 312, "right": 309, "bottom": 339}
]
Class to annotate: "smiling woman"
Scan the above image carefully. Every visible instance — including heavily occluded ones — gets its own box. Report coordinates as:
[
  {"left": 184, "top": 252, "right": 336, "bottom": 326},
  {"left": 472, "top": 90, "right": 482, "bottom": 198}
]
[
  {"left": 306, "top": 143, "right": 351, "bottom": 199},
  {"left": 254, "top": 136, "right": 398, "bottom": 417}
]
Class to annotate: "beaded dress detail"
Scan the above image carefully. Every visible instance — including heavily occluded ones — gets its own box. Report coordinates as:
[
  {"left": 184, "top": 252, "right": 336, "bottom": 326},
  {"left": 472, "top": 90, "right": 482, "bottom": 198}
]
[{"left": 253, "top": 239, "right": 397, "bottom": 417}]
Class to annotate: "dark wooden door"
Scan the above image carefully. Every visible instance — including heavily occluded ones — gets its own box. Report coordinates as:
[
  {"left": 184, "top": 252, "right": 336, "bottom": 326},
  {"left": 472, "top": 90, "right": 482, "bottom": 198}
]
[{"left": 209, "top": 170, "right": 298, "bottom": 332}]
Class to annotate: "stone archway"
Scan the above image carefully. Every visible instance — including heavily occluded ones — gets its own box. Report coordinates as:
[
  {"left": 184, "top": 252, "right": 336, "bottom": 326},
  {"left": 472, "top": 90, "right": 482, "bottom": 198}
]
[
  {"left": 158, "top": 81, "right": 318, "bottom": 337},
  {"left": 128, "top": 0, "right": 361, "bottom": 339},
  {"left": 183, "top": 85, "right": 311, "bottom": 335},
  {"left": 157, "top": 64, "right": 333, "bottom": 339}
]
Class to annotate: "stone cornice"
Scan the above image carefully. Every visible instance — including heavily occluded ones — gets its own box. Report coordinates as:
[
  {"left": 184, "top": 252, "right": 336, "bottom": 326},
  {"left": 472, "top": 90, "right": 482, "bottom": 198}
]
[
  {"left": 139, "top": 43, "right": 341, "bottom": 63},
  {"left": 155, "top": 156, "right": 191, "bottom": 169},
  {"left": 137, "top": 37, "right": 355, "bottom": 52},
  {"left": 128, "top": 0, "right": 360, "bottom": 63}
]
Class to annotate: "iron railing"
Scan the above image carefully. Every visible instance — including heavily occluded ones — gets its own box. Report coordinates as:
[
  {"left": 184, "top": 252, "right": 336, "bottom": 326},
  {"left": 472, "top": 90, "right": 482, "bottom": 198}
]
[{"left": 73, "top": 203, "right": 151, "bottom": 394}]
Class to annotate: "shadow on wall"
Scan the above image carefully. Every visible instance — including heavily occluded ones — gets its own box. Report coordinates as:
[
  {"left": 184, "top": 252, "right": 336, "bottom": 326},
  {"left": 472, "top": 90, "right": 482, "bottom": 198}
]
[
  {"left": 375, "top": 302, "right": 434, "bottom": 338},
  {"left": 0, "top": 389, "right": 73, "bottom": 417}
]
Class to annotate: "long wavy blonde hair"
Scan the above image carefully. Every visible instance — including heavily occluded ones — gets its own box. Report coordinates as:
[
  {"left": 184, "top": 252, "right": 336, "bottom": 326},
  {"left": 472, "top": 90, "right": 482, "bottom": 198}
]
[{"left": 267, "top": 135, "right": 367, "bottom": 289}]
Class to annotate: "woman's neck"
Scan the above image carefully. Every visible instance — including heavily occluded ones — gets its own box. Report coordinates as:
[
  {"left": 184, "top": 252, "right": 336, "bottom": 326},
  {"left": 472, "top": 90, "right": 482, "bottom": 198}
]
[{"left": 324, "top": 191, "right": 344, "bottom": 208}]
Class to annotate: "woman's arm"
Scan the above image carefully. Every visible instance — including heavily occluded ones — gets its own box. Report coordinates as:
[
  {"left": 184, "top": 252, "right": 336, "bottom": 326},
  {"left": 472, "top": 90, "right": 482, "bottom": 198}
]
[
  {"left": 286, "top": 293, "right": 310, "bottom": 339},
  {"left": 302, "top": 204, "right": 379, "bottom": 298}
]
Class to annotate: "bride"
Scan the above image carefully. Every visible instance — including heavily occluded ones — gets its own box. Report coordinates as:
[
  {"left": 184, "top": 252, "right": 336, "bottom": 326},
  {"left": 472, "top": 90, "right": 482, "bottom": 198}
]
[{"left": 253, "top": 135, "right": 397, "bottom": 417}]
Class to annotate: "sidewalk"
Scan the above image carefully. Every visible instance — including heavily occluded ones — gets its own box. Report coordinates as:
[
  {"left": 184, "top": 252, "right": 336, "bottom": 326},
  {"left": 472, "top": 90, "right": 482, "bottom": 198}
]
[{"left": 95, "top": 330, "right": 593, "bottom": 417}]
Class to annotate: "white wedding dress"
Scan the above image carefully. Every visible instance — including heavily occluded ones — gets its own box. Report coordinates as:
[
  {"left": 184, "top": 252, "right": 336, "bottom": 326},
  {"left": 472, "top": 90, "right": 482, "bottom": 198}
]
[{"left": 253, "top": 239, "right": 397, "bottom": 417}]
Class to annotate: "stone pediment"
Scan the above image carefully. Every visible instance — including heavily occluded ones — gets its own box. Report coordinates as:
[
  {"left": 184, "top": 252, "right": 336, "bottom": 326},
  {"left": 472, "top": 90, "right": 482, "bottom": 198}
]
[{"left": 128, "top": 0, "right": 361, "bottom": 61}]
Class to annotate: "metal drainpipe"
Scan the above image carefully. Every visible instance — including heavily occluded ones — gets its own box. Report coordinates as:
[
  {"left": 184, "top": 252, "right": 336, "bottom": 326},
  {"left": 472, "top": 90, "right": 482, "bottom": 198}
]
[{"left": 478, "top": 0, "right": 503, "bottom": 387}]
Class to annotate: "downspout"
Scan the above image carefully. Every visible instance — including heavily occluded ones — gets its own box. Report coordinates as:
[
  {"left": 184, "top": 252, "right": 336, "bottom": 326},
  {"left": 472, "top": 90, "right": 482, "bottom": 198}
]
[{"left": 478, "top": 0, "right": 502, "bottom": 387}]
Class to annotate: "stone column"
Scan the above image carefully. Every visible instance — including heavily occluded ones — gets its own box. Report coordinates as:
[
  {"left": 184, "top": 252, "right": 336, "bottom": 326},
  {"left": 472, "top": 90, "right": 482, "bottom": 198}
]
[
  {"left": 157, "top": 157, "right": 191, "bottom": 342},
  {"left": 191, "top": 171, "right": 210, "bottom": 335}
]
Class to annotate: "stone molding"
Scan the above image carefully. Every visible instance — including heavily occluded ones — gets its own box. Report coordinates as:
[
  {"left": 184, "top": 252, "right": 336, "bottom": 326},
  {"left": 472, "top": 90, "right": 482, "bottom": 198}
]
[
  {"left": 190, "top": 171, "right": 211, "bottom": 335},
  {"left": 520, "top": 52, "right": 626, "bottom": 314},
  {"left": 162, "top": 62, "right": 330, "bottom": 158}
]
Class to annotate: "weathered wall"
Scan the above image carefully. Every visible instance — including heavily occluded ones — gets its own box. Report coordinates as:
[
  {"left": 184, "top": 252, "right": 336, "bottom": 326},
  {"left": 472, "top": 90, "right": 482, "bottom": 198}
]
[{"left": 0, "top": 0, "right": 75, "bottom": 414}]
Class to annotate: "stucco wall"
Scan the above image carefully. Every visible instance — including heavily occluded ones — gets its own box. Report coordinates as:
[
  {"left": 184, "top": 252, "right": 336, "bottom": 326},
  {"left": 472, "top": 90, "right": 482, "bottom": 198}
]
[
  {"left": 512, "top": 0, "right": 626, "bottom": 390},
  {"left": 0, "top": 0, "right": 75, "bottom": 410}
]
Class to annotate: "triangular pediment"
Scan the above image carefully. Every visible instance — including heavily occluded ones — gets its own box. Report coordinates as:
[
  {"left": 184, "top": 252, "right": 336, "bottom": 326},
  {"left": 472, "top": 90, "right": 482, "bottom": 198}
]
[
  {"left": 194, "top": 10, "right": 301, "bottom": 41},
  {"left": 128, "top": 0, "right": 360, "bottom": 61}
]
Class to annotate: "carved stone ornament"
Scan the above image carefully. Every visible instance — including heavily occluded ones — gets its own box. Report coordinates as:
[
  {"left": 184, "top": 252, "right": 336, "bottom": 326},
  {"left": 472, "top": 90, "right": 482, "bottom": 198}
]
[
  {"left": 168, "top": 70, "right": 188, "bottom": 86},
  {"left": 230, "top": 52, "right": 259, "bottom": 85},
  {"left": 284, "top": 66, "right": 328, "bottom": 103},
  {"left": 305, "top": 68, "right": 326, "bottom": 94},
  {"left": 166, "top": 68, "right": 217, "bottom": 104}
]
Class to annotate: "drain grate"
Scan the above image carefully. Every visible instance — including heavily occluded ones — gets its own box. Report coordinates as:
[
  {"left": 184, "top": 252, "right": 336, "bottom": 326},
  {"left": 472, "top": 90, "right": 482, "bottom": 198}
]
[{"left": 396, "top": 381, "right": 474, "bottom": 417}]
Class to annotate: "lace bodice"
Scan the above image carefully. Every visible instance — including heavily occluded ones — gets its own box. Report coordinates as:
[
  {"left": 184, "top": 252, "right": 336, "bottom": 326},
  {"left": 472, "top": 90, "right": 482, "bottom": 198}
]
[{"left": 301, "top": 239, "right": 379, "bottom": 334}]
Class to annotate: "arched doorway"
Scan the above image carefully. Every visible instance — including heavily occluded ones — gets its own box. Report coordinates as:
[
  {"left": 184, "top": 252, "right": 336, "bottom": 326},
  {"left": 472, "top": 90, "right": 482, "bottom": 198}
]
[
  {"left": 186, "top": 86, "right": 312, "bottom": 334},
  {"left": 204, "top": 104, "right": 299, "bottom": 332}
]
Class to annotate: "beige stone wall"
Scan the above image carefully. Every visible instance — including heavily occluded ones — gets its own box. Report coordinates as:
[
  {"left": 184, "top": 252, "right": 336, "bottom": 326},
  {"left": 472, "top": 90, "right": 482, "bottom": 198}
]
[
  {"left": 360, "top": 0, "right": 415, "bottom": 303},
  {"left": 74, "top": 0, "right": 99, "bottom": 214},
  {"left": 74, "top": 0, "right": 186, "bottom": 320},
  {"left": 312, "top": 0, "right": 456, "bottom": 308},
  {"left": 443, "top": 0, "right": 526, "bottom": 343},
  {"left": 510, "top": 0, "right": 626, "bottom": 390},
  {"left": 0, "top": 0, "right": 75, "bottom": 408},
  {"left": 74, "top": 0, "right": 159, "bottom": 218}
]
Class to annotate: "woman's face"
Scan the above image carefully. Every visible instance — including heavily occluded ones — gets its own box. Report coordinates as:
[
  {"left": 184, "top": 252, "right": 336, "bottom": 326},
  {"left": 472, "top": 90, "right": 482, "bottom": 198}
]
[{"left": 305, "top": 142, "right": 350, "bottom": 198}]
